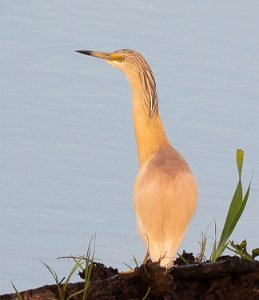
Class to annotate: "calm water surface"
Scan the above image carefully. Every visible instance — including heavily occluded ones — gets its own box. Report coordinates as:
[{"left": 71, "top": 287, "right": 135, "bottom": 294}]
[{"left": 1, "top": 1, "right": 259, "bottom": 293}]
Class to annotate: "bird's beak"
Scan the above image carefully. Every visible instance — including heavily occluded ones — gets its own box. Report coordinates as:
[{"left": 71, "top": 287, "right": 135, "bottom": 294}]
[{"left": 75, "top": 50, "right": 112, "bottom": 61}]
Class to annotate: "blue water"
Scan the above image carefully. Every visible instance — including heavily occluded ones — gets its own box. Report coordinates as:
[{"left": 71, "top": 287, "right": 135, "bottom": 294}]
[{"left": 1, "top": 1, "right": 259, "bottom": 294}]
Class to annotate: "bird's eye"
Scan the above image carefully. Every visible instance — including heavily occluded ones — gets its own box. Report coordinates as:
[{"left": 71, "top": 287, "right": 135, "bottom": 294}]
[{"left": 118, "top": 56, "right": 124, "bottom": 62}]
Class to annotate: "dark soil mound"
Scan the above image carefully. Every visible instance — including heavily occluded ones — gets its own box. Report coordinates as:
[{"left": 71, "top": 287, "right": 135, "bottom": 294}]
[{"left": 1, "top": 255, "right": 259, "bottom": 300}]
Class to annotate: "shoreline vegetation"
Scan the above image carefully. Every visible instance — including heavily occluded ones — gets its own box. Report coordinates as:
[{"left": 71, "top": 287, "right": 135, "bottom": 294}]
[{"left": 2, "top": 150, "right": 258, "bottom": 299}]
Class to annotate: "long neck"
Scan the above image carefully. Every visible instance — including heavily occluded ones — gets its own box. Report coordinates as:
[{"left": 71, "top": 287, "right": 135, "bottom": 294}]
[{"left": 128, "top": 73, "right": 170, "bottom": 167}]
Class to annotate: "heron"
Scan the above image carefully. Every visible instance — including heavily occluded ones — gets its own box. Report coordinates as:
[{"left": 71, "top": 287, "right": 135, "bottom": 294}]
[{"left": 76, "top": 49, "right": 198, "bottom": 268}]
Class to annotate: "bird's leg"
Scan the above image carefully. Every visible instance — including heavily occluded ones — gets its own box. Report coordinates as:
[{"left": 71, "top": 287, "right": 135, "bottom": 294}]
[
  {"left": 142, "top": 250, "right": 150, "bottom": 265},
  {"left": 142, "top": 234, "right": 150, "bottom": 265}
]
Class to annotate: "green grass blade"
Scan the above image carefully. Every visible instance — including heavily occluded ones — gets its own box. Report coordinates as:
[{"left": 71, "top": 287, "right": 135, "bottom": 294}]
[
  {"left": 142, "top": 287, "right": 151, "bottom": 300},
  {"left": 219, "top": 149, "right": 249, "bottom": 244},
  {"left": 218, "top": 180, "right": 242, "bottom": 246},
  {"left": 210, "top": 149, "right": 252, "bottom": 262},
  {"left": 41, "top": 261, "right": 60, "bottom": 285},
  {"left": 232, "top": 181, "right": 251, "bottom": 227},
  {"left": 218, "top": 179, "right": 251, "bottom": 255},
  {"left": 177, "top": 253, "right": 189, "bottom": 265},
  {"left": 82, "top": 236, "right": 95, "bottom": 300},
  {"left": 67, "top": 285, "right": 90, "bottom": 300},
  {"left": 133, "top": 256, "right": 139, "bottom": 268},
  {"left": 123, "top": 255, "right": 139, "bottom": 270},
  {"left": 217, "top": 150, "right": 245, "bottom": 248},
  {"left": 11, "top": 282, "right": 24, "bottom": 300},
  {"left": 71, "top": 256, "right": 84, "bottom": 271},
  {"left": 210, "top": 221, "right": 218, "bottom": 261},
  {"left": 123, "top": 262, "right": 134, "bottom": 270},
  {"left": 226, "top": 242, "right": 253, "bottom": 261},
  {"left": 41, "top": 261, "right": 63, "bottom": 299},
  {"left": 63, "top": 257, "right": 83, "bottom": 290},
  {"left": 236, "top": 149, "right": 244, "bottom": 179}
]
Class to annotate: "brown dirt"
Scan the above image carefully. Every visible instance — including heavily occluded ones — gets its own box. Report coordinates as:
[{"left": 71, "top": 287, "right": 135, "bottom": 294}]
[{"left": 1, "top": 254, "right": 259, "bottom": 300}]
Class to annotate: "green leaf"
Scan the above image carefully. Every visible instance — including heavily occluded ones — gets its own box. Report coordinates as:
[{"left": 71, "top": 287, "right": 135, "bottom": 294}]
[
  {"left": 11, "top": 282, "right": 24, "bottom": 300},
  {"left": 210, "top": 149, "right": 252, "bottom": 262},
  {"left": 219, "top": 180, "right": 242, "bottom": 245},
  {"left": 252, "top": 248, "right": 259, "bottom": 258},
  {"left": 236, "top": 149, "right": 244, "bottom": 179},
  {"left": 232, "top": 180, "right": 251, "bottom": 228}
]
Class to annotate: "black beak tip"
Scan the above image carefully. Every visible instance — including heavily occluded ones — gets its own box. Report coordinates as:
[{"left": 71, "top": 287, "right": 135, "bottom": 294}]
[{"left": 75, "top": 50, "right": 92, "bottom": 56}]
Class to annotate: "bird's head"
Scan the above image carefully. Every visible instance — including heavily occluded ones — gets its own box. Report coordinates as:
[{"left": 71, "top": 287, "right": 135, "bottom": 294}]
[
  {"left": 76, "top": 48, "right": 158, "bottom": 117},
  {"left": 75, "top": 49, "right": 151, "bottom": 77}
]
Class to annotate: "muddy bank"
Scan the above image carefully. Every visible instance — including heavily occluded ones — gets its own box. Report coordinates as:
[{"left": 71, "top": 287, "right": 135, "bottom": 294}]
[{"left": 1, "top": 255, "right": 259, "bottom": 299}]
